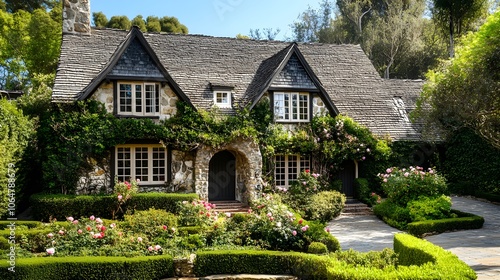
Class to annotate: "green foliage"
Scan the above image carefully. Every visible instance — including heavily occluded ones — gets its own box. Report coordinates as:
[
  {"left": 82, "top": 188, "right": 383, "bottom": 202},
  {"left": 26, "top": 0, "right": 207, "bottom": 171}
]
[
  {"left": 0, "top": 221, "right": 40, "bottom": 229},
  {"left": 417, "top": 10, "right": 500, "bottom": 148},
  {"left": 373, "top": 200, "right": 411, "bottom": 230},
  {"left": 307, "top": 241, "right": 328, "bottom": 254},
  {"left": 407, "top": 210, "right": 484, "bottom": 237},
  {"left": 0, "top": 255, "right": 174, "bottom": 280},
  {"left": 0, "top": 98, "right": 34, "bottom": 217},
  {"left": 30, "top": 192, "right": 197, "bottom": 221},
  {"left": 177, "top": 199, "right": 218, "bottom": 227},
  {"left": 123, "top": 208, "right": 178, "bottom": 239},
  {"left": 305, "top": 191, "right": 345, "bottom": 223},
  {"left": 333, "top": 248, "right": 399, "bottom": 269},
  {"left": 92, "top": 11, "right": 188, "bottom": 33},
  {"left": 444, "top": 128, "right": 500, "bottom": 195},
  {"left": 379, "top": 166, "right": 448, "bottom": 206},
  {"left": 407, "top": 195, "right": 452, "bottom": 222},
  {"left": 394, "top": 233, "right": 476, "bottom": 279}
]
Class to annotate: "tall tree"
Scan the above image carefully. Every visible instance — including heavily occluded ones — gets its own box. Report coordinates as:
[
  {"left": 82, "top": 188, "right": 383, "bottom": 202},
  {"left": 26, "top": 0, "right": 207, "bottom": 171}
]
[
  {"left": 92, "top": 11, "right": 108, "bottom": 28},
  {"left": 249, "top": 28, "right": 280, "bottom": 40},
  {"left": 159, "top": 16, "right": 188, "bottom": 33},
  {"left": 4, "top": 0, "right": 56, "bottom": 13},
  {"left": 106, "top": 15, "right": 131, "bottom": 30},
  {"left": 416, "top": 11, "right": 500, "bottom": 149},
  {"left": 291, "top": 0, "right": 333, "bottom": 42},
  {"left": 336, "top": 0, "right": 372, "bottom": 44},
  {"left": 131, "top": 15, "right": 147, "bottom": 31},
  {"left": 431, "top": 0, "right": 489, "bottom": 57},
  {"left": 146, "top": 16, "right": 161, "bottom": 32}
]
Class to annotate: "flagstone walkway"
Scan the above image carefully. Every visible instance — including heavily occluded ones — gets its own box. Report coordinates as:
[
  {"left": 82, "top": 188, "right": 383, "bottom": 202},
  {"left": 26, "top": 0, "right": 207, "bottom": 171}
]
[{"left": 328, "top": 196, "right": 500, "bottom": 280}]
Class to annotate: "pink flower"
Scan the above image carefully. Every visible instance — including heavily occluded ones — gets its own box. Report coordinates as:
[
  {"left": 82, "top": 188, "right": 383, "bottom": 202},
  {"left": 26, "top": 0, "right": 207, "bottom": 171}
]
[
  {"left": 292, "top": 230, "right": 297, "bottom": 236},
  {"left": 386, "top": 168, "right": 392, "bottom": 174},
  {"left": 383, "top": 178, "right": 387, "bottom": 183},
  {"left": 404, "top": 172, "right": 409, "bottom": 177},
  {"left": 72, "top": 220, "right": 79, "bottom": 224},
  {"left": 136, "top": 178, "right": 140, "bottom": 183},
  {"left": 154, "top": 245, "right": 161, "bottom": 251},
  {"left": 95, "top": 218, "right": 103, "bottom": 224},
  {"left": 302, "top": 181, "right": 307, "bottom": 186},
  {"left": 312, "top": 173, "right": 320, "bottom": 178},
  {"left": 301, "top": 226, "right": 308, "bottom": 232},
  {"left": 58, "top": 230, "right": 64, "bottom": 235},
  {"left": 267, "top": 212, "right": 272, "bottom": 217},
  {"left": 226, "top": 213, "right": 231, "bottom": 218},
  {"left": 77, "top": 229, "right": 83, "bottom": 234},
  {"left": 118, "top": 194, "right": 123, "bottom": 201},
  {"left": 67, "top": 217, "right": 74, "bottom": 222},
  {"left": 362, "top": 156, "right": 366, "bottom": 161},
  {"left": 162, "top": 225, "right": 168, "bottom": 230},
  {"left": 137, "top": 237, "right": 143, "bottom": 242},
  {"left": 148, "top": 246, "right": 153, "bottom": 251},
  {"left": 110, "top": 223, "right": 116, "bottom": 229},
  {"left": 100, "top": 226, "right": 106, "bottom": 232},
  {"left": 325, "top": 227, "right": 330, "bottom": 233},
  {"left": 429, "top": 170, "right": 434, "bottom": 174},
  {"left": 92, "top": 233, "right": 101, "bottom": 239},
  {"left": 47, "top": 233, "right": 54, "bottom": 238},
  {"left": 46, "top": 248, "right": 55, "bottom": 255},
  {"left": 366, "top": 148, "right": 371, "bottom": 153},
  {"left": 89, "top": 215, "right": 95, "bottom": 221}
]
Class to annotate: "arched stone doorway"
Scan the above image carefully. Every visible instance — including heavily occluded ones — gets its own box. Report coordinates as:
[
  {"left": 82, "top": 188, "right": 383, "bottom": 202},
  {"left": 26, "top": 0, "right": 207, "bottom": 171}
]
[
  {"left": 194, "top": 137, "right": 263, "bottom": 204},
  {"left": 208, "top": 150, "right": 236, "bottom": 201}
]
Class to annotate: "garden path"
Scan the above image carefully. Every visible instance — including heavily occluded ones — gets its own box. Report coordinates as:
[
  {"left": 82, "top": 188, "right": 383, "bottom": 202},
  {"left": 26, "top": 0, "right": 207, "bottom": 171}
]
[{"left": 328, "top": 196, "right": 500, "bottom": 280}]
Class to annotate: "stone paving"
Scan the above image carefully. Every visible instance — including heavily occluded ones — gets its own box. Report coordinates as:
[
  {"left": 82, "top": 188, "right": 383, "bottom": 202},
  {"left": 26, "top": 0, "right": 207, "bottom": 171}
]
[{"left": 328, "top": 196, "right": 500, "bottom": 280}]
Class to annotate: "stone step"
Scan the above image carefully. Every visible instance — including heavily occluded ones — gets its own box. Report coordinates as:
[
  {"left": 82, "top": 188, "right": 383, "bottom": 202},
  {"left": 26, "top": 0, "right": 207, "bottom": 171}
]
[
  {"left": 212, "top": 201, "right": 250, "bottom": 214},
  {"left": 342, "top": 200, "right": 373, "bottom": 216}
]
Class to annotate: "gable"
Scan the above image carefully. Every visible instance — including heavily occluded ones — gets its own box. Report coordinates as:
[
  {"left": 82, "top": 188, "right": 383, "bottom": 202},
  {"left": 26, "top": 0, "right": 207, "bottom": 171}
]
[
  {"left": 270, "top": 53, "right": 317, "bottom": 90},
  {"left": 108, "top": 37, "right": 164, "bottom": 79}
]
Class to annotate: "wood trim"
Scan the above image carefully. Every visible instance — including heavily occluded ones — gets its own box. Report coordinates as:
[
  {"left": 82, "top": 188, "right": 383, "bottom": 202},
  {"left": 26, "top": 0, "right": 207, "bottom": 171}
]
[{"left": 167, "top": 147, "right": 172, "bottom": 185}]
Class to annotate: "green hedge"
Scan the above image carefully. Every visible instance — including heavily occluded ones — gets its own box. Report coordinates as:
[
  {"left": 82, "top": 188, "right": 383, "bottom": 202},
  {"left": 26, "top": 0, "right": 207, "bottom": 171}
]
[
  {"left": 0, "top": 255, "right": 174, "bottom": 280},
  {"left": 0, "top": 221, "right": 41, "bottom": 230},
  {"left": 30, "top": 193, "right": 198, "bottom": 221},
  {"left": 407, "top": 210, "right": 484, "bottom": 237},
  {"left": 195, "top": 234, "right": 476, "bottom": 279}
]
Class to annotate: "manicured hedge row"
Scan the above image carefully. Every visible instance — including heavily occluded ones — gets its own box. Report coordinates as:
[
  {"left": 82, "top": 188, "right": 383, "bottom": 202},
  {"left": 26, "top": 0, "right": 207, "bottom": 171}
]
[
  {"left": 195, "top": 234, "right": 476, "bottom": 279},
  {"left": 0, "top": 255, "right": 174, "bottom": 280},
  {"left": 407, "top": 210, "right": 484, "bottom": 237},
  {"left": 30, "top": 192, "right": 198, "bottom": 221},
  {"left": 0, "top": 221, "right": 41, "bottom": 230}
]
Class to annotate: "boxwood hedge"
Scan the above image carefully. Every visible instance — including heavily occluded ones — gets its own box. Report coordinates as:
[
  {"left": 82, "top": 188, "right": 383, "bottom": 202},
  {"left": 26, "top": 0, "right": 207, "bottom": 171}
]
[
  {"left": 0, "top": 255, "right": 174, "bottom": 280},
  {"left": 407, "top": 210, "right": 484, "bottom": 237},
  {"left": 30, "top": 192, "right": 198, "bottom": 221}
]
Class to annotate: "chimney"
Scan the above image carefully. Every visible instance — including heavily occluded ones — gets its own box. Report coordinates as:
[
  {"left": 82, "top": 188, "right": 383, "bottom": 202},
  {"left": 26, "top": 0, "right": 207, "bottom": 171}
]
[{"left": 63, "top": 0, "right": 91, "bottom": 34}]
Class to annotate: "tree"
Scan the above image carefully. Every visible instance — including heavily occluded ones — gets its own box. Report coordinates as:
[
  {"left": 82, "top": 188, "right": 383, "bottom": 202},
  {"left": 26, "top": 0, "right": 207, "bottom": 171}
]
[
  {"left": 92, "top": 11, "right": 108, "bottom": 28},
  {"left": 131, "top": 15, "right": 147, "bottom": 31},
  {"left": 106, "top": 15, "right": 131, "bottom": 30},
  {"left": 416, "top": 11, "right": 500, "bottom": 149},
  {"left": 291, "top": 0, "right": 333, "bottom": 42},
  {"left": 336, "top": 0, "right": 372, "bottom": 43},
  {"left": 4, "top": 0, "right": 56, "bottom": 13},
  {"left": 431, "top": 0, "right": 489, "bottom": 57},
  {"left": 249, "top": 28, "right": 280, "bottom": 40},
  {"left": 235, "top": 33, "right": 250, "bottom": 39},
  {"left": 159, "top": 16, "right": 188, "bottom": 33},
  {"left": 146, "top": 16, "right": 161, "bottom": 32}
]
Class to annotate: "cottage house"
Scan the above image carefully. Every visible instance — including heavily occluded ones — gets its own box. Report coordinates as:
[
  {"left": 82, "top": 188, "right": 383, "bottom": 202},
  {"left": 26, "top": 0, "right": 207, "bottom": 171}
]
[{"left": 53, "top": 0, "right": 423, "bottom": 203}]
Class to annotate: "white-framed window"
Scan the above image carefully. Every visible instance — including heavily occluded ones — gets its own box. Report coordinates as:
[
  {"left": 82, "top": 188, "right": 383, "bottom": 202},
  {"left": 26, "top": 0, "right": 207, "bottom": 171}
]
[
  {"left": 116, "top": 144, "right": 167, "bottom": 184},
  {"left": 118, "top": 82, "right": 160, "bottom": 115},
  {"left": 275, "top": 154, "right": 311, "bottom": 188},
  {"left": 274, "top": 92, "right": 309, "bottom": 122},
  {"left": 213, "top": 91, "right": 232, "bottom": 108}
]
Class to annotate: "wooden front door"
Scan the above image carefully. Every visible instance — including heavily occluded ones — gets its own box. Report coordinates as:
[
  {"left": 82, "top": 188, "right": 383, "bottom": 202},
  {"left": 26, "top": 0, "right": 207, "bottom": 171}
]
[
  {"left": 208, "top": 150, "right": 236, "bottom": 201},
  {"left": 337, "top": 160, "right": 356, "bottom": 197}
]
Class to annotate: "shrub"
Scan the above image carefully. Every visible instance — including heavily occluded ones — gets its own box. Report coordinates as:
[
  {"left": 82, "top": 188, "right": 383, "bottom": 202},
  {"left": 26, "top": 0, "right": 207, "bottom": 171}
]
[
  {"left": 333, "top": 248, "right": 398, "bottom": 269},
  {"left": 30, "top": 192, "right": 198, "bottom": 221},
  {"left": 373, "top": 199, "right": 411, "bottom": 230},
  {"left": 308, "top": 242, "right": 328, "bottom": 254},
  {"left": 112, "top": 178, "right": 139, "bottom": 219},
  {"left": 177, "top": 199, "right": 218, "bottom": 227},
  {"left": 304, "top": 191, "right": 345, "bottom": 223},
  {"left": 407, "top": 195, "right": 452, "bottom": 222},
  {"left": 318, "top": 233, "right": 341, "bottom": 253},
  {"left": 122, "top": 208, "right": 177, "bottom": 239},
  {"left": 379, "top": 166, "right": 447, "bottom": 206},
  {"left": 407, "top": 210, "right": 484, "bottom": 237},
  {"left": 354, "top": 178, "right": 370, "bottom": 203},
  {"left": 0, "top": 221, "right": 41, "bottom": 230},
  {"left": 0, "top": 255, "right": 174, "bottom": 280}
]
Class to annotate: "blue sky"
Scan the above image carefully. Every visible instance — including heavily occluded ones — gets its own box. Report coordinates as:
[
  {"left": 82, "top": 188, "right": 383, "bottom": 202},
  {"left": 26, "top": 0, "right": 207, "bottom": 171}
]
[{"left": 91, "top": 0, "right": 321, "bottom": 40}]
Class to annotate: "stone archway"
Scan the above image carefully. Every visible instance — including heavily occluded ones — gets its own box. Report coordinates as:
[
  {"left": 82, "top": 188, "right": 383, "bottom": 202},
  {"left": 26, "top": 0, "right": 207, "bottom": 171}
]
[{"left": 194, "top": 137, "right": 263, "bottom": 204}]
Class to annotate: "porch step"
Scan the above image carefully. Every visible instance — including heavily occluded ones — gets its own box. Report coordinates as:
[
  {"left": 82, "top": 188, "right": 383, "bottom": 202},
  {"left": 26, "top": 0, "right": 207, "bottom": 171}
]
[
  {"left": 342, "top": 199, "right": 373, "bottom": 216},
  {"left": 212, "top": 201, "right": 250, "bottom": 214}
]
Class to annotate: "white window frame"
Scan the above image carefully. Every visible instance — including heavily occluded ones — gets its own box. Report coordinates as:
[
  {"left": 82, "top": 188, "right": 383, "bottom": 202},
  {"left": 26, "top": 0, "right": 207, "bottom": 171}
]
[
  {"left": 213, "top": 90, "right": 232, "bottom": 108},
  {"left": 275, "top": 154, "right": 311, "bottom": 188},
  {"left": 118, "top": 82, "right": 160, "bottom": 116},
  {"left": 115, "top": 144, "right": 167, "bottom": 185},
  {"left": 274, "top": 92, "right": 309, "bottom": 122}
]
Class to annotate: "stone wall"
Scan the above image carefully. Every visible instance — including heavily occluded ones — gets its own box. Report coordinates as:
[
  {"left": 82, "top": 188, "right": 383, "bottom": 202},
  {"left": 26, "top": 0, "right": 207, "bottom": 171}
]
[
  {"left": 170, "top": 150, "right": 195, "bottom": 193},
  {"left": 194, "top": 138, "right": 263, "bottom": 203},
  {"left": 62, "top": 0, "right": 91, "bottom": 34},
  {"left": 76, "top": 159, "right": 112, "bottom": 195}
]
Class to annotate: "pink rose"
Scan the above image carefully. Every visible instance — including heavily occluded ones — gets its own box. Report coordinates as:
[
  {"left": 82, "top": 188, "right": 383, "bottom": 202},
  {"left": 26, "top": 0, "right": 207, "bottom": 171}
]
[
  {"left": 137, "top": 237, "right": 143, "bottom": 242},
  {"left": 267, "top": 212, "right": 272, "bottom": 217},
  {"left": 46, "top": 248, "right": 55, "bottom": 255},
  {"left": 118, "top": 194, "right": 123, "bottom": 201},
  {"left": 77, "top": 229, "right": 83, "bottom": 234},
  {"left": 136, "top": 178, "right": 140, "bottom": 183},
  {"left": 404, "top": 172, "right": 409, "bottom": 177},
  {"left": 148, "top": 246, "right": 153, "bottom": 251},
  {"left": 325, "top": 227, "right": 330, "bottom": 233},
  {"left": 162, "top": 225, "right": 167, "bottom": 230},
  {"left": 292, "top": 230, "right": 297, "bottom": 236},
  {"left": 386, "top": 168, "right": 392, "bottom": 173},
  {"left": 383, "top": 178, "right": 388, "bottom": 183},
  {"left": 72, "top": 220, "right": 79, "bottom": 224},
  {"left": 67, "top": 217, "right": 74, "bottom": 222},
  {"left": 301, "top": 226, "right": 308, "bottom": 232},
  {"left": 154, "top": 245, "right": 161, "bottom": 251},
  {"left": 89, "top": 215, "right": 95, "bottom": 221},
  {"left": 47, "top": 233, "right": 54, "bottom": 238},
  {"left": 58, "top": 230, "right": 64, "bottom": 235},
  {"left": 302, "top": 181, "right": 307, "bottom": 186},
  {"left": 95, "top": 218, "right": 103, "bottom": 224}
]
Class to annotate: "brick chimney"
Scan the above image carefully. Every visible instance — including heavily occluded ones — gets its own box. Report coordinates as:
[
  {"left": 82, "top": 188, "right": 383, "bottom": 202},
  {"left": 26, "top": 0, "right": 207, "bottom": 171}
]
[{"left": 63, "top": 0, "right": 91, "bottom": 34}]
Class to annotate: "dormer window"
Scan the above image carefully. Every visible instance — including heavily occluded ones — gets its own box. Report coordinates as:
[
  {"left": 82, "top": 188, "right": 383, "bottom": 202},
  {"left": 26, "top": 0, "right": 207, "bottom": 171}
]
[
  {"left": 274, "top": 92, "right": 309, "bottom": 122},
  {"left": 118, "top": 82, "right": 160, "bottom": 116},
  {"left": 214, "top": 90, "right": 232, "bottom": 108}
]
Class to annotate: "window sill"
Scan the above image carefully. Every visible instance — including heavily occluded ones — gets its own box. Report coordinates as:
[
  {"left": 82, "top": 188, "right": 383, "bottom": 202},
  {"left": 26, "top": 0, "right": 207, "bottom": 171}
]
[{"left": 115, "top": 114, "right": 160, "bottom": 119}]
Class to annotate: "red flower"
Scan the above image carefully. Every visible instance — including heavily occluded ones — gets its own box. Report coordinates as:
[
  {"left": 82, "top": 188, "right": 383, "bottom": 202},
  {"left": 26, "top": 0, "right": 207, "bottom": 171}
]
[
  {"left": 101, "top": 226, "right": 106, "bottom": 232},
  {"left": 86, "top": 225, "right": 91, "bottom": 231},
  {"left": 162, "top": 225, "right": 167, "bottom": 230},
  {"left": 305, "top": 169, "right": 310, "bottom": 173},
  {"left": 298, "top": 219, "right": 303, "bottom": 224}
]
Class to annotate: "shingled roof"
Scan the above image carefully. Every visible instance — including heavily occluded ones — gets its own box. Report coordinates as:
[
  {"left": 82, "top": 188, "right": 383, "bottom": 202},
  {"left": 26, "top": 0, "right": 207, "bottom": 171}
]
[{"left": 52, "top": 27, "right": 423, "bottom": 141}]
